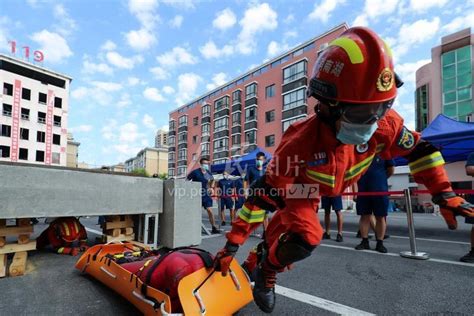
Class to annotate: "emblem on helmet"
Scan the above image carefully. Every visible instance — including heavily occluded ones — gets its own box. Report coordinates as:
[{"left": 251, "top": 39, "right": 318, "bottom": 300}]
[{"left": 376, "top": 68, "right": 394, "bottom": 92}]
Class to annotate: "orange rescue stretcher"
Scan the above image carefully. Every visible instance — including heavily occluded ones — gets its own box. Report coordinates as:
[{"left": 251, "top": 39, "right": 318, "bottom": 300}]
[{"left": 75, "top": 242, "right": 253, "bottom": 315}]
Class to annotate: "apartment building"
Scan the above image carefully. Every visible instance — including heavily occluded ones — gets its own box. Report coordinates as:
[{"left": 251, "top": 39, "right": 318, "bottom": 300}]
[{"left": 125, "top": 147, "right": 169, "bottom": 176}]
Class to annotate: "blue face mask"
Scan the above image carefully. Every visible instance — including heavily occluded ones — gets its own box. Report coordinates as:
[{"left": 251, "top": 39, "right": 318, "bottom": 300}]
[
  {"left": 202, "top": 163, "right": 209, "bottom": 171},
  {"left": 256, "top": 160, "right": 264, "bottom": 168},
  {"left": 336, "top": 121, "right": 378, "bottom": 145}
]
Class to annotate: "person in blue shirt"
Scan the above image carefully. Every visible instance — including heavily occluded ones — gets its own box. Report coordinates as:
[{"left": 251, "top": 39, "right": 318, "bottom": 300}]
[
  {"left": 321, "top": 196, "right": 344, "bottom": 242},
  {"left": 245, "top": 152, "right": 268, "bottom": 232},
  {"left": 218, "top": 171, "right": 235, "bottom": 226},
  {"left": 355, "top": 155, "right": 395, "bottom": 253},
  {"left": 233, "top": 173, "right": 246, "bottom": 213},
  {"left": 462, "top": 152, "right": 474, "bottom": 263},
  {"left": 187, "top": 157, "right": 220, "bottom": 234}
]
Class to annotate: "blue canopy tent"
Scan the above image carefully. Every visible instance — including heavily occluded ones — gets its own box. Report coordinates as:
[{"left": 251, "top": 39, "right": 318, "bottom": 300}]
[
  {"left": 396, "top": 114, "right": 474, "bottom": 165},
  {"left": 210, "top": 147, "right": 272, "bottom": 175}
]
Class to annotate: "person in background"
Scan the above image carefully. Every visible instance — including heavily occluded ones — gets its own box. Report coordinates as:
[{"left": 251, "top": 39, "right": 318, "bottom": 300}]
[
  {"left": 355, "top": 155, "right": 395, "bottom": 253},
  {"left": 462, "top": 152, "right": 474, "bottom": 263},
  {"left": 233, "top": 172, "right": 246, "bottom": 216},
  {"left": 245, "top": 152, "right": 269, "bottom": 231},
  {"left": 321, "top": 196, "right": 344, "bottom": 242},
  {"left": 187, "top": 157, "right": 220, "bottom": 234},
  {"left": 218, "top": 171, "right": 235, "bottom": 226}
]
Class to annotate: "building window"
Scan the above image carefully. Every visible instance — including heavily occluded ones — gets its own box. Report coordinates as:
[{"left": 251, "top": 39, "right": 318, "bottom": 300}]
[
  {"left": 169, "top": 120, "right": 175, "bottom": 130},
  {"left": 201, "top": 143, "right": 210, "bottom": 156},
  {"left": 202, "top": 104, "right": 211, "bottom": 117},
  {"left": 245, "top": 107, "right": 257, "bottom": 121},
  {"left": 1, "top": 124, "right": 11, "bottom": 137},
  {"left": 232, "top": 90, "right": 241, "bottom": 104},
  {"left": 213, "top": 138, "right": 229, "bottom": 151},
  {"left": 38, "top": 93, "right": 47, "bottom": 104},
  {"left": 265, "top": 135, "right": 275, "bottom": 147},
  {"left": 232, "top": 134, "right": 241, "bottom": 146},
  {"left": 283, "top": 60, "right": 307, "bottom": 84},
  {"left": 192, "top": 135, "right": 198, "bottom": 144},
  {"left": 265, "top": 84, "right": 275, "bottom": 98},
  {"left": 20, "top": 128, "right": 29, "bottom": 140},
  {"left": 36, "top": 150, "right": 45, "bottom": 162},
  {"left": 0, "top": 145, "right": 10, "bottom": 158},
  {"left": 168, "top": 168, "right": 175, "bottom": 177},
  {"left": 214, "top": 96, "right": 230, "bottom": 111},
  {"left": 22, "top": 88, "right": 31, "bottom": 100},
  {"left": 193, "top": 117, "right": 199, "bottom": 126},
  {"left": 265, "top": 110, "right": 275, "bottom": 122},
  {"left": 245, "top": 83, "right": 257, "bottom": 99},
  {"left": 415, "top": 84, "right": 429, "bottom": 132},
  {"left": 169, "top": 152, "right": 175, "bottom": 162},
  {"left": 54, "top": 116, "right": 61, "bottom": 127},
  {"left": 3, "top": 83, "right": 13, "bottom": 96},
  {"left": 232, "top": 112, "right": 241, "bottom": 125},
  {"left": 282, "top": 116, "right": 306, "bottom": 132},
  {"left": 21, "top": 108, "right": 30, "bottom": 120},
  {"left": 245, "top": 130, "right": 256, "bottom": 144},
  {"left": 52, "top": 152, "right": 60, "bottom": 164},
  {"left": 202, "top": 123, "right": 210, "bottom": 135},
  {"left": 178, "top": 132, "right": 187, "bottom": 144},
  {"left": 178, "top": 115, "right": 188, "bottom": 127},
  {"left": 168, "top": 135, "right": 175, "bottom": 146},
  {"left": 177, "top": 166, "right": 187, "bottom": 177},
  {"left": 53, "top": 134, "right": 61, "bottom": 145},
  {"left": 214, "top": 117, "right": 228, "bottom": 132},
  {"left": 178, "top": 148, "right": 187, "bottom": 160},
  {"left": 283, "top": 88, "right": 306, "bottom": 111},
  {"left": 38, "top": 112, "right": 46, "bottom": 124},
  {"left": 37, "top": 131, "right": 46, "bottom": 143},
  {"left": 2, "top": 104, "right": 12, "bottom": 117},
  {"left": 19, "top": 148, "right": 28, "bottom": 160},
  {"left": 54, "top": 97, "right": 62, "bottom": 108}
]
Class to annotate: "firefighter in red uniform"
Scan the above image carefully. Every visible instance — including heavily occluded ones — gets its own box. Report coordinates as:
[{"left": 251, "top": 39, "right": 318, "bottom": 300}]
[
  {"left": 36, "top": 217, "right": 89, "bottom": 256},
  {"left": 215, "top": 27, "right": 474, "bottom": 313}
]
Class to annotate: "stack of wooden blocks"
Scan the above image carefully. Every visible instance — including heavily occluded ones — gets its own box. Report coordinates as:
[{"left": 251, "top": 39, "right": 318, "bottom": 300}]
[
  {"left": 0, "top": 218, "right": 36, "bottom": 278},
  {"left": 101, "top": 215, "right": 135, "bottom": 242}
]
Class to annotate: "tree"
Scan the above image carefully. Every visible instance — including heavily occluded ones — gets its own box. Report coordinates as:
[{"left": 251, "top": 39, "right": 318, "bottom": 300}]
[{"left": 131, "top": 168, "right": 149, "bottom": 177}]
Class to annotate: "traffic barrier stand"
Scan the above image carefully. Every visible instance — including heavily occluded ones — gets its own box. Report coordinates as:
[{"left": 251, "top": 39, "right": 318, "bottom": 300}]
[
  {"left": 101, "top": 215, "right": 135, "bottom": 243},
  {"left": 0, "top": 218, "right": 36, "bottom": 277}
]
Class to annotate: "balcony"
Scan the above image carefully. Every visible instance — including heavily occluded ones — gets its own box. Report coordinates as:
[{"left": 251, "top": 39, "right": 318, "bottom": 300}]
[
  {"left": 231, "top": 147, "right": 241, "bottom": 156},
  {"left": 168, "top": 146, "right": 176, "bottom": 152},
  {"left": 231, "top": 126, "right": 241, "bottom": 134},
  {"left": 178, "top": 126, "right": 188, "bottom": 133},
  {"left": 213, "top": 150, "right": 229, "bottom": 159},
  {"left": 232, "top": 104, "right": 241, "bottom": 112},
  {"left": 214, "top": 108, "right": 230, "bottom": 120},
  {"left": 245, "top": 97, "right": 258, "bottom": 107},
  {"left": 244, "top": 144, "right": 257, "bottom": 154},
  {"left": 201, "top": 150, "right": 210, "bottom": 157},
  {"left": 177, "top": 160, "right": 187, "bottom": 166},
  {"left": 282, "top": 105, "right": 307, "bottom": 120},
  {"left": 178, "top": 138, "right": 187, "bottom": 145},
  {"left": 213, "top": 130, "right": 229, "bottom": 139},
  {"left": 201, "top": 135, "right": 210, "bottom": 143},
  {"left": 244, "top": 121, "right": 257, "bottom": 130},
  {"left": 168, "top": 162, "right": 176, "bottom": 168},
  {"left": 168, "top": 130, "right": 176, "bottom": 136},
  {"left": 282, "top": 77, "right": 307, "bottom": 94},
  {"left": 178, "top": 143, "right": 187, "bottom": 149},
  {"left": 201, "top": 116, "right": 211, "bottom": 124}
]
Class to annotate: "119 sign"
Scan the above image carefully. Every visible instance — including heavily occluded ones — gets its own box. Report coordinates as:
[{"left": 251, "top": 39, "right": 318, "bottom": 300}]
[{"left": 8, "top": 40, "right": 44, "bottom": 62}]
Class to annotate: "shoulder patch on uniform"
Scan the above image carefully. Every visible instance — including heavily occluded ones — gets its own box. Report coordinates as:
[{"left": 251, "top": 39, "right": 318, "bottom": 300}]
[{"left": 397, "top": 127, "right": 415, "bottom": 149}]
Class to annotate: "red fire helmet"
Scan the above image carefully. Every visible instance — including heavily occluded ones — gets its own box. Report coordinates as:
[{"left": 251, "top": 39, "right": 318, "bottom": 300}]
[{"left": 308, "top": 26, "right": 397, "bottom": 104}]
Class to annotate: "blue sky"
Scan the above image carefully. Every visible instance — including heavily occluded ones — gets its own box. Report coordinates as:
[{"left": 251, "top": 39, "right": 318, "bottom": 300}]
[{"left": 1, "top": 0, "right": 473, "bottom": 167}]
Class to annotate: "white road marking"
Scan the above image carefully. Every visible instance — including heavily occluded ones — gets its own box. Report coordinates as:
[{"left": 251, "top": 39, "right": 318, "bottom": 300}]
[
  {"left": 319, "top": 244, "right": 474, "bottom": 268},
  {"left": 85, "top": 227, "right": 103, "bottom": 236},
  {"left": 341, "top": 231, "right": 470, "bottom": 245},
  {"left": 275, "top": 285, "right": 375, "bottom": 316}
]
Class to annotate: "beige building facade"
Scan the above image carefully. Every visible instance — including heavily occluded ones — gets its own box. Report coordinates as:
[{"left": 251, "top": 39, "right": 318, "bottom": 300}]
[
  {"left": 125, "top": 147, "right": 168, "bottom": 176},
  {"left": 66, "top": 133, "right": 79, "bottom": 168}
]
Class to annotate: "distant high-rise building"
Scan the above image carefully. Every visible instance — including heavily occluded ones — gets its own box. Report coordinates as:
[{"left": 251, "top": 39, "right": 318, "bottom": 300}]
[
  {"left": 0, "top": 54, "right": 72, "bottom": 165},
  {"left": 415, "top": 28, "right": 473, "bottom": 131},
  {"left": 154, "top": 129, "right": 168, "bottom": 148},
  {"left": 66, "top": 133, "right": 80, "bottom": 168}
]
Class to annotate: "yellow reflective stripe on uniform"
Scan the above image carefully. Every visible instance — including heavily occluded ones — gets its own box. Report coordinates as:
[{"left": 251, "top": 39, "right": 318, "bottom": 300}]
[
  {"left": 73, "top": 221, "right": 79, "bottom": 234},
  {"left": 238, "top": 206, "right": 266, "bottom": 224},
  {"left": 344, "top": 155, "right": 375, "bottom": 181},
  {"left": 376, "top": 143, "right": 385, "bottom": 153},
  {"left": 306, "top": 170, "right": 336, "bottom": 188},
  {"left": 62, "top": 223, "right": 70, "bottom": 236},
  {"left": 382, "top": 40, "right": 393, "bottom": 59},
  {"left": 329, "top": 37, "right": 364, "bottom": 64},
  {"left": 408, "top": 151, "right": 445, "bottom": 174},
  {"left": 57, "top": 247, "right": 65, "bottom": 254}
]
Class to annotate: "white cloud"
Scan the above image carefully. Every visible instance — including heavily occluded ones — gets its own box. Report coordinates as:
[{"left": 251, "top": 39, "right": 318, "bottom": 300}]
[
  {"left": 143, "top": 114, "right": 157, "bottom": 129},
  {"left": 125, "top": 28, "right": 157, "bottom": 51},
  {"left": 162, "top": 0, "right": 196, "bottom": 10},
  {"left": 102, "top": 119, "right": 118, "bottom": 140},
  {"left": 353, "top": 0, "right": 399, "bottom": 26},
  {"left": 213, "top": 8, "right": 236, "bottom": 30},
  {"left": 30, "top": 30, "right": 73, "bottom": 63},
  {"left": 199, "top": 40, "right": 234, "bottom": 59},
  {"left": 150, "top": 66, "right": 169, "bottom": 80},
  {"left": 352, "top": 14, "right": 369, "bottom": 27},
  {"left": 206, "top": 72, "right": 228, "bottom": 90},
  {"left": 175, "top": 73, "right": 202, "bottom": 105},
  {"left": 442, "top": 12, "right": 474, "bottom": 33},
  {"left": 393, "top": 100, "right": 415, "bottom": 130},
  {"left": 393, "top": 18, "right": 440, "bottom": 59},
  {"left": 169, "top": 15, "right": 183, "bottom": 28},
  {"left": 69, "top": 125, "right": 93, "bottom": 133},
  {"left": 53, "top": 4, "right": 77, "bottom": 36},
  {"left": 127, "top": 77, "right": 140, "bottom": 86},
  {"left": 409, "top": 0, "right": 447, "bottom": 12},
  {"left": 237, "top": 3, "right": 278, "bottom": 55},
  {"left": 119, "top": 122, "right": 143, "bottom": 143},
  {"left": 90, "top": 81, "right": 123, "bottom": 92},
  {"left": 82, "top": 59, "right": 113, "bottom": 75},
  {"left": 0, "top": 17, "right": 11, "bottom": 53},
  {"left": 143, "top": 87, "right": 166, "bottom": 102},
  {"left": 71, "top": 87, "right": 89, "bottom": 99},
  {"left": 267, "top": 40, "right": 289, "bottom": 57},
  {"left": 106, "top": 51, "right": 143, "bottom": 69},
  {"left": 156, "top": 46, "right": 198, "bottom": 67},
  {"left": 308, "top": 0, "right": 345, "bottom": 23},
  {"left": 163, "top": 86, "right": 175, "bottom": 94},
  {"left": 117, "top": 93, "right": 132, "bottom": 108},
  {"left": 101, "top": 40, "right": 117, "bottom": 51},
  {"left": 395, "top": 59, "right": 431, "bottom": 86},
  {"left": 128, "top": 0, "right": 159, "bottom": 28},
  {"left": 284, "top": 14, "right": 295, "bottom": 24}
]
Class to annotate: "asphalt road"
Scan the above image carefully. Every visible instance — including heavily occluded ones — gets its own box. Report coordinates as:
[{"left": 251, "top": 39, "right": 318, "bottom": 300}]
[{"left": 0, "top": 211, "right": 472, "bottom": 315}]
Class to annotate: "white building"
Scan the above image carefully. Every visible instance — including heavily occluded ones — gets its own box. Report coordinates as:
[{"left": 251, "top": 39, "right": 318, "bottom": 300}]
[{"left": 0, "top": 54, "right": 72, "bottom": 166}]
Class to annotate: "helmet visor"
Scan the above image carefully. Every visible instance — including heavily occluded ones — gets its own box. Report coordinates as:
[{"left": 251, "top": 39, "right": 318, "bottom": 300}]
[{"left": 340, "top": 100, "right": 393, "bottom": 124}]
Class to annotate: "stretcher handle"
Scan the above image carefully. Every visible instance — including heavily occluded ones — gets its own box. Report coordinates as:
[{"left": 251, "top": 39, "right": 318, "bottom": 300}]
[
  {"left": 159, "top": 302, "right": 184, "bottom": 316},
  {"left": 193, "top": 290, "right": 206, "bottom": 315},
  {"left": 229, "top": 269, "right": 241, "bottom": 291},
  {"left": 99, "top": 266, "right": 117, "bottom": 279},
  {"left": 132, "top": 290, "right": 156, "bottom": 307}
]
